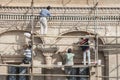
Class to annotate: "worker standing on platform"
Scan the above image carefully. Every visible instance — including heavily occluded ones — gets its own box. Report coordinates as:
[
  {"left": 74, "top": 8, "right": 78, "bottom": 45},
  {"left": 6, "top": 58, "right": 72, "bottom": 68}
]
[
  {"left": 65, "top": 48, "right": 75, "bottom": 65},
  {"left": 39, "top": 6, "right": 51, "bottom": 35},
  {"left": 23, "top": 44, "right": 32, "bottom": 64},
  {"left": 65, "top": 48, "right": 76, "bottom": 80},
  {"left": 79, "top": 37, "right": 91, "bottom": 65}
]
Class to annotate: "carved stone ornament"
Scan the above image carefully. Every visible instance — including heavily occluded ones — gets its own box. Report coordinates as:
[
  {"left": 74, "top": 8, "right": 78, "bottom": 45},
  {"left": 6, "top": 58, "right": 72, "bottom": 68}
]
[{"left": 37, "top": 45, "right": 59, "bottom": 53}]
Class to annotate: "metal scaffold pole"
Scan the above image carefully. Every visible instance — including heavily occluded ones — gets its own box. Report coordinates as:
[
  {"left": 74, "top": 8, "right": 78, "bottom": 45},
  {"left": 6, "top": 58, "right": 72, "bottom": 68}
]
[
  {"left": 116, "top": 14, "right": 119, "bottom": 80},
  {"left": 93, "top": 0, "right": 99, "bottom": 80},
  {"left": 30, "top": 0, "right": 34, "bottom": 80}
]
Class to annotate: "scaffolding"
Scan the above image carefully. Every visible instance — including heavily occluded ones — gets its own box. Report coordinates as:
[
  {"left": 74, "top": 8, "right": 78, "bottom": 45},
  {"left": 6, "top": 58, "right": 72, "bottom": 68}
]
[{"left": 0, "top": 0, "right": 120, "bottom": 80}]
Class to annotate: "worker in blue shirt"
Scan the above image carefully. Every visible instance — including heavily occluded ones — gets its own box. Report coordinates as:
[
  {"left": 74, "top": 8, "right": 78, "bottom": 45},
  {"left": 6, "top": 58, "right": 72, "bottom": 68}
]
[{"left": 40, "top": 6, "right": 51, "bottom": 35}]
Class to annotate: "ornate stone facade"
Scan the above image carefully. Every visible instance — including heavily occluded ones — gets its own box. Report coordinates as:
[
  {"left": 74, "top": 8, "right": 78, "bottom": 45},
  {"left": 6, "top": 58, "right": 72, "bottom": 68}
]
[{"left": 0, "top": 0, "right": 120, "bottom": 80}]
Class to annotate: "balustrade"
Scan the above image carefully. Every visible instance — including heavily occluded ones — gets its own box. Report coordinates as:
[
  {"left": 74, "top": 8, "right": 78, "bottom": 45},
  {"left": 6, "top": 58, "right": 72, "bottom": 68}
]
[{"left": 0, "top": 14, "right": 120, "bottom": 21}]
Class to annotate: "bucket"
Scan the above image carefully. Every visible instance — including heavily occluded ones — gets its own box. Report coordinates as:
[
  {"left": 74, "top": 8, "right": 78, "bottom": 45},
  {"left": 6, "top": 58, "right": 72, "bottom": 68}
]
[{"left": 97, "top": 60, "right": 101, "bottom": 65}]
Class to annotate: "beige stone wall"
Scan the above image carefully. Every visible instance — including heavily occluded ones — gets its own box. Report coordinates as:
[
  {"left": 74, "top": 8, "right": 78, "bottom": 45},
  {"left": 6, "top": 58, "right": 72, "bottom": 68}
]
[
  {"left": 0, "top": 66, "right": 7, "bottom": 80},
  {"left": 0, "top": 0, "right": 120, "bottom": 7},
  {"left": 0, "top": 76, "right": 6, "bottom": 80},
  {"left": 0, "top": 3, "right": 119, "bottom": 80},
  {"left": 108, "top": 53, "right": 120, "bottom": 80}
]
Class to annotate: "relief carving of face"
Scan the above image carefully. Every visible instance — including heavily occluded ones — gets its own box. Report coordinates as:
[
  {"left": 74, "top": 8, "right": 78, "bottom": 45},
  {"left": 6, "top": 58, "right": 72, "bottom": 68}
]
[{"left": 45, "top": 57, "right": 52, "bottom": 64}]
